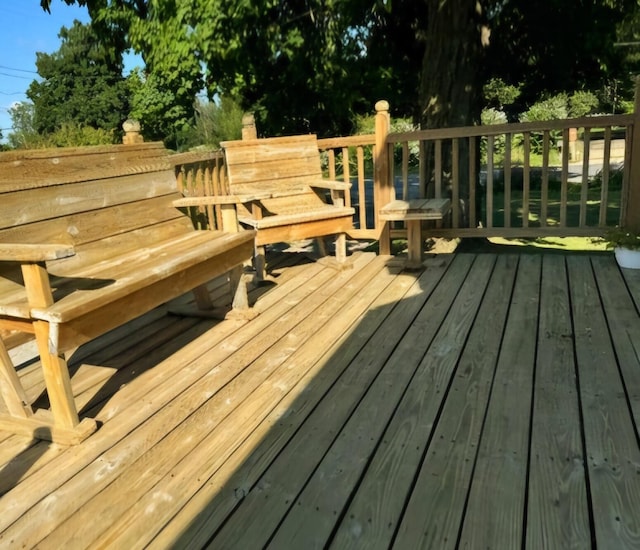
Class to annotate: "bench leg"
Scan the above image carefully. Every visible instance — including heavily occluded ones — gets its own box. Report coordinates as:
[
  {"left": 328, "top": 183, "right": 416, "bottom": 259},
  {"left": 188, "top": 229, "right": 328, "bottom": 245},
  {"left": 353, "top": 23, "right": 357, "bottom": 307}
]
[
  {"left": 0, "top": 337, "right": 33, "bottom": 418},
  {"left": 335, "top": 233, "right": 347, "bottom": 263},
  {"left": 33, "top": 321, "right": 81, "bottom": 430},
  {"left": 254, "top": 245, "right": 267, "bottom": 282},
  {"left": 0, "top": 321, "right": 99, "bottom": 444},
  {"left": 314, "top": 237, "right": 327, "bottom": 258},
  {"left": 192, "top": 284, "right": 215, "bottom": 311},
  {"left": 225, "top": 266, "right": 258, "bottom": 320}
]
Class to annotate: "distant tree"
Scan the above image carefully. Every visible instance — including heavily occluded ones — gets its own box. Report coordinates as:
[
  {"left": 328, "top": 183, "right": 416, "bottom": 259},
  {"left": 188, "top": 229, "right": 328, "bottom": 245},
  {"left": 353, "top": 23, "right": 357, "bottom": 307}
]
[
  {"left": 7, "top": 102, "right": 43, "bottom": 149},
  {"left": 126, "top": 68, "right": 192, "bottom": 146},
  {"left": 175, "top": 96, "right": 244, "bottom": 151},
  {"left": 27, "top": 20, "right": 129, "bottom": 139}
]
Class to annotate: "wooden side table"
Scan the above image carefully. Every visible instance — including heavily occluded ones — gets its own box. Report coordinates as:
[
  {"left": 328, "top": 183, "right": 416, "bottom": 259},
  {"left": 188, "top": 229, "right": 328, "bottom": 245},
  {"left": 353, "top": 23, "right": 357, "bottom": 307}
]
[{"left": 379, "top": 198, "right": 451, "bottom": 268}]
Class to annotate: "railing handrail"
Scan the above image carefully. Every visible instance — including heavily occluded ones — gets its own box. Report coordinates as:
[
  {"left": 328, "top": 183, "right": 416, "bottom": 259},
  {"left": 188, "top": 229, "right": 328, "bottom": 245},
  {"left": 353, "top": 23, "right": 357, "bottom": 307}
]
[{"left": 387, "top": 113, "right": 634, "bottom": 143}]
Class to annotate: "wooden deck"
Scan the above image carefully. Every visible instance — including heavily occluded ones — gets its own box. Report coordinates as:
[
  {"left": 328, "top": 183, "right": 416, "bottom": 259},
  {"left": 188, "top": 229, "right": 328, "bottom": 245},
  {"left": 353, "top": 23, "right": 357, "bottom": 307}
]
[{"left": 2, "top": 247, "right": 640, "bottom": 549}]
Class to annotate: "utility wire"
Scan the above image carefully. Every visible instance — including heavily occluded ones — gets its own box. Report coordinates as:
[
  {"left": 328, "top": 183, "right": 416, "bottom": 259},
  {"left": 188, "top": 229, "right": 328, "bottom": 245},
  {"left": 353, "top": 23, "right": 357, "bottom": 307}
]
[{"left": 0, "top": 65, "right": 38, "bottom": 74}]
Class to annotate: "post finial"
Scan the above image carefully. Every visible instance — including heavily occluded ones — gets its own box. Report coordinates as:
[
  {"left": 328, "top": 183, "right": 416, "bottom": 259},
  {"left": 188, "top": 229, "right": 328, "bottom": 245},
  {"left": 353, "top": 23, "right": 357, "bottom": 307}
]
[
  {"left": 122, "top": 118, "right": 143, "bottom": 144},
  {"left": 375, "top": 100, "right": 389, "bottom": 113}
]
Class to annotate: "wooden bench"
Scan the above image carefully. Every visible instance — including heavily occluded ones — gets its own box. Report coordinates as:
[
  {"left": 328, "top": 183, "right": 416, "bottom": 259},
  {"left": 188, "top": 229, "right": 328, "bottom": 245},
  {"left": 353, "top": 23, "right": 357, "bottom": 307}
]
[
  {"left": 0, "top": 142, "right": 256, "bottom": 444},
  {"left": 379, "top": 198, "right": 451, "bottom": 268},
  {"left": 219, "top": 135, "right": 355, "bottom": 277}
]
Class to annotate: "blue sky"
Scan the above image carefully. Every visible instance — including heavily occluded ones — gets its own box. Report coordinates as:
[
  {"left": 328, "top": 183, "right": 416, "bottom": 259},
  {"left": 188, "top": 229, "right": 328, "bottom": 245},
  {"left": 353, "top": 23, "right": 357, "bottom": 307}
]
[{"left": 0, "top": 1, "right": 141, "bottom": 140}]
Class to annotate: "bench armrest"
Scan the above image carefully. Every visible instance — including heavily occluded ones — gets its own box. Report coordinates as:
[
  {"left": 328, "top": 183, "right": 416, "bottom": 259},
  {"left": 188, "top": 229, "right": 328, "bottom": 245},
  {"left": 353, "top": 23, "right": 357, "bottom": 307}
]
[
  {"left": 173, "top": 192, "right": 271, "bottom": 208},
  {"left": 0, "top": 243, "right": 76, "bottom": 262},
  {"left": 309, "top": 179, "right": 352, "bottom": 191}
]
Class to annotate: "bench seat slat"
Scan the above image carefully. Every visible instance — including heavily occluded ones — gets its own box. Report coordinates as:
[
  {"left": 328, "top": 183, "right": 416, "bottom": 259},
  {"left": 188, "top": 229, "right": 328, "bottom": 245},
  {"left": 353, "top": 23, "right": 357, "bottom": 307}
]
[
  {"left": 27, "top": 231, "right": 253, "bottom": 323},
  {"left": 239, "top": 206, "right": 355, "bottom": 229}
]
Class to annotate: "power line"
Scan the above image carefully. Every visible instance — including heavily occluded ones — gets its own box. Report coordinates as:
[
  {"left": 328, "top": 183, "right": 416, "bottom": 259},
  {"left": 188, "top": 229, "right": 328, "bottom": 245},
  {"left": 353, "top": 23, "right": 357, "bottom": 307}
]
[
  {"left": 0, "top": 72, "right": 33, "bottom": 80},
  {"left": 0, "top": 65, "right": 38, "bottom": 74}
]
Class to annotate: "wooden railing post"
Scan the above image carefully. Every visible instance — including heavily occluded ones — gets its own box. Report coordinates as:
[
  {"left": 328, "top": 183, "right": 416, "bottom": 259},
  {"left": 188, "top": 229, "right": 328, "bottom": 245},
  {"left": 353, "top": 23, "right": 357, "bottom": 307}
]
[
  {"left": 122, "top": 119, "right": 143, "bottom": 144},
  {"left": 242, "top": 113, "right": 257, "bottom": 140},
  {"left": 624, "top": 76, "right": 640, "bottom": 232},
  {"left": 374, "top": 100, "right": 392, "bottom": 254}
]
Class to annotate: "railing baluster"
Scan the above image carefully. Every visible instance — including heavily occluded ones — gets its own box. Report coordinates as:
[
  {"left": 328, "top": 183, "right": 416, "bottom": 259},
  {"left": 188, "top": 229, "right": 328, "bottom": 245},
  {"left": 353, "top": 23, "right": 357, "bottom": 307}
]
[
  {"left": 486, "top": 136, "right": 494, "bottom": 229},
  {"left": 560, "top": 128, "right": 569, "bottom": 227},
  {"left": 504, "top": 133, "right": 512, "bottom": 228},
  {"left": 341, "top": 147, "right": 351, "bottom": 206},
  {"left": 357, "top": 146, "right": 365, "bottom": 228},
  {"left": 452, "top": 138, "right": 460, "bottom": 228},
  {"left": 402, "top": 142, "right": 409, "bottom": 200},
  {"left": 523, "top": 133, "right": 530, "bottom": 228},
  {"left": 580, "top": 128, "right": 591, "bottom": 227},
  {"left": 469, "top": 136, "right": 477, "bottom": 229},
  {"left": 600, "top": 127, "right": 612, "bottom": 226},
  {"left": 328, "top": 149, "right": 336, "bottom": 180},
  {"left": 541, "top": 131, "right": 550, "bottom": 228},
  {"left": 435, "top": 139, "right": 443, "bottom": 199}
]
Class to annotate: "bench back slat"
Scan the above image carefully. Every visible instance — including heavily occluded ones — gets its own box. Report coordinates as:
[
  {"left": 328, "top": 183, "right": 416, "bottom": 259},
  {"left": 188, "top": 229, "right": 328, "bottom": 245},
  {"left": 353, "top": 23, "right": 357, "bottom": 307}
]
[
  {"left": 0, "top": 142, "right": 194, "bottom": 278},
  {"left": 222, "top": 135, "right": 334, "bottom": 219},
  {"left": 222, "top": 135, "right": 323, "bottom": 188},
  {"left": 0, "top": 171, "right": 179, "bottom": 231},
  {"left": 0, "top": 142, "right": 170, "bottom": 191}
]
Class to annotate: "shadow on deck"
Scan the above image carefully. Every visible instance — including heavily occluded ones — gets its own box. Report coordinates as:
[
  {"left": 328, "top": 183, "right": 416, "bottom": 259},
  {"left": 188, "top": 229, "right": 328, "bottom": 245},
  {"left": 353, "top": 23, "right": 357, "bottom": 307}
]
[{"left": 1, "top": 243, "right": 640, "bottom": 549}]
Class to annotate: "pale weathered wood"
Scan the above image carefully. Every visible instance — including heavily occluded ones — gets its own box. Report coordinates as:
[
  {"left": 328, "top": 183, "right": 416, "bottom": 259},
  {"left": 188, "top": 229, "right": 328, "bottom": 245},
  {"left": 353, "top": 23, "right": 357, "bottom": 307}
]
[
  {"left": 526, "top": 255, "right": 591, "bottom": 548},
  {"left": 0, "top": 244, "right": 75, "bottom": 262},
  {"left": 217, "top": 134, "right": 355, "bottom": 277},
  {"left": 0, "top": 143, "right": 255, "bottom": 443},
  {"left": 379, "top": 198, "right": 451, "bottom": 267},
  {"left": 9, "top": 254, "right": 376, "bottom": 549},
  {"left": 568, "top": 256, "right": 640, "bottom": 547},
  {"left": 211, "top": 255, "right": 465, "bottom": 549},
  {"left": 458, "top": 254, "right": 541, "bottom": 548},
  {"left": 1, "top": 250, "right": 639, "bottom": 548},
  {"left": 0, "top": 338, "right": 32, "bottom": 418}
]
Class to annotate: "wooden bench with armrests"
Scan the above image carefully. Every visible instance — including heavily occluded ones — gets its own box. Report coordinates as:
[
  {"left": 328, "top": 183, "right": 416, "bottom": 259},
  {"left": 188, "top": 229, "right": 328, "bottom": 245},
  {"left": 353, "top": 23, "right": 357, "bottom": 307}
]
[
  {"left": 0, "top": 142, "right": 256, "bottom": 444},
  {"left": 202, "top": 134, "right": 356, "bottom": 278}
]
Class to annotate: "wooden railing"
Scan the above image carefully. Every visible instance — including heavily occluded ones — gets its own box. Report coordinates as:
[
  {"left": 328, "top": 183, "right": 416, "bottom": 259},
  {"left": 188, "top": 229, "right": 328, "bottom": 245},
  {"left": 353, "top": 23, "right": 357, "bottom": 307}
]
[
  {"left": 169, "top": 149, "right": 228, "bottom": 230},
  {"left": 171, "top": 85, "right": 640, "bottom": 246},
  {"left": 318, "top": 98, "right": 640, "bottom": 245}
]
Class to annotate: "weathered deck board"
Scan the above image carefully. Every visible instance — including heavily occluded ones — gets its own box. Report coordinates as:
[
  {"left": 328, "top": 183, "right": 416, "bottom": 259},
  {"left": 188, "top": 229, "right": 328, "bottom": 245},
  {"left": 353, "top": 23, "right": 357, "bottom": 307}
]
[
  {"left": 458, "top": 253, "right": 541, "bottom": 548},
  {"left": 1, "top": 248, "right": 640, "bottom": 549},
  {"left": 569, "top": 256, "right": 640, "bottom": 548},
  {"left": 527, "top": 255, "right": 591, "bottom": 548}
]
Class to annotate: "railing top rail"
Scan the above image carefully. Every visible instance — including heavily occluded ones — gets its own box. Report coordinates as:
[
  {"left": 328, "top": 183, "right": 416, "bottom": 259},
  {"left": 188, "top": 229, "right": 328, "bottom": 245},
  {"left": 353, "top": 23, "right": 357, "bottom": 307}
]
[
  {"left": 169, "top": 149, "right": 224, "bottom": 165},
  {"left": 317, "top": 134, "right": 376, "bottom": 149},
  {"left": 388, "top": 113, "right": 634, "bottom": 143}
]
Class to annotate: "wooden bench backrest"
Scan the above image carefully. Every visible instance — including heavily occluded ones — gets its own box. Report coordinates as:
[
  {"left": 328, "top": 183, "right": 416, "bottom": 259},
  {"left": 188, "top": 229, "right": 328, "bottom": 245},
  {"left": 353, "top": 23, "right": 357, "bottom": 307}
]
[
  {"left": 0, "top": 142, "right": 191, "bottom": 275},
  {"left": 221, "top": 134, "right": 328, "bottom": 216}
]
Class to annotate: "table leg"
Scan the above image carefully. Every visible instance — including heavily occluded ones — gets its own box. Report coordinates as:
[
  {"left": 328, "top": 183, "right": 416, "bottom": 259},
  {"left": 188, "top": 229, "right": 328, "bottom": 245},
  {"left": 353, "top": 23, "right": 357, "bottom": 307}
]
[{"left": 406, "top": 219, "right": 424, "bottom": 269}]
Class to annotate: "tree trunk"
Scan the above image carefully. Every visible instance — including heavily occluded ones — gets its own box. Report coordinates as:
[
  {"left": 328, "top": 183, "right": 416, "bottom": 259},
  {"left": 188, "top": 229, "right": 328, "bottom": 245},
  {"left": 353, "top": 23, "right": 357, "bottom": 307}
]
[{"left": 419, "top": 0, "right": 488, "bottom": 227}]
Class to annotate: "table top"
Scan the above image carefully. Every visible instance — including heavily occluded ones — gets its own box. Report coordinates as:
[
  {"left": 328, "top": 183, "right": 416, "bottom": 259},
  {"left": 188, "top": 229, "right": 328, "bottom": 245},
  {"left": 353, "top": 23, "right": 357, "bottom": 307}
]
[{"left": 379, "top": 198, "right": 451, "bottom": 221}]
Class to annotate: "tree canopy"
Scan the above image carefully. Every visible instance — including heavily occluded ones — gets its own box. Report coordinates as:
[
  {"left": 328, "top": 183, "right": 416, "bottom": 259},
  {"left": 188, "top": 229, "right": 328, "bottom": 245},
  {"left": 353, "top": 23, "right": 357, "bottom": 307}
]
[
  {"left": 27, "top": 20, "right": 129, "bottom": 137},
  {"left": 40, "top": 0, "right": 639, "bottom": 137}
]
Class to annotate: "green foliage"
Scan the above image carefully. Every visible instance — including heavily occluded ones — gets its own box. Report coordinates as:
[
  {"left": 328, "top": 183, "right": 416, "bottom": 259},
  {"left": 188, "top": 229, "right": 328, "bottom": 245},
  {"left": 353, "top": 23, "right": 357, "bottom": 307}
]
[
  {"left": 27, "top": 21, "right": 128, "bottom": 139},
  {"left": 483, "top": 78, "right": 522, "bottom": 110},
  {"left": 8, "top": 102, "right": 41, "bottom": 149},
  {"left": 480, "top": 108, "right": 508, "bottom": 162},
  {"left": 175, "top": 96, "right": 244, "bottom": 151},
  {"left": 46, "top": 123, "right": 115, "bottom": 147},
  {"left": 8, "top": 100, "right": 114, "bottom": 148},
  {"left": 127, "top": 69, "right": 191, "bottom": 146},
  {"left": 519, "top": 94, "right": 569, "bottom": 123},
  {"left": 41, "top": 0, "right": 639, "bottom": 144},
  {"left": 568, "top": 91, "right": 599, "bottom": 118},
  {"left": 600, "top": 226, "right": 640, "bottom": 250}
]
